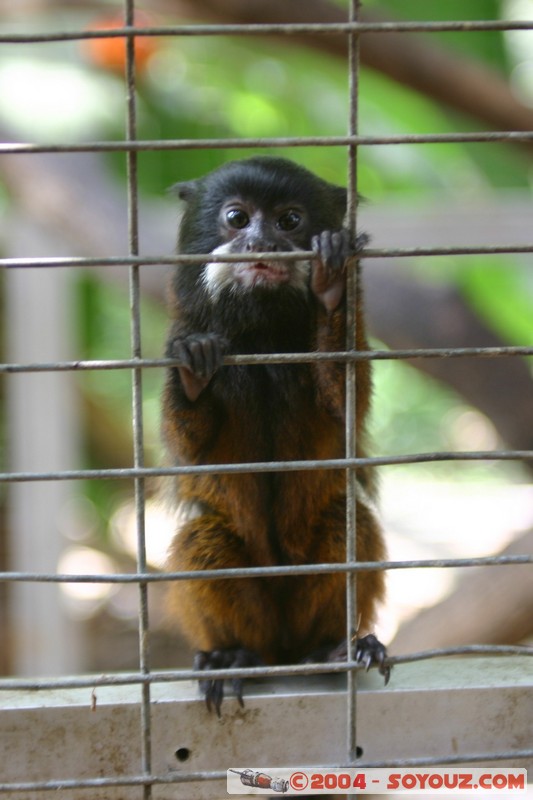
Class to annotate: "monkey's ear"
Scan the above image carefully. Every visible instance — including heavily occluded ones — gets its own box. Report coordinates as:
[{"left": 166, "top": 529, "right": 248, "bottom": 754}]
[
  {"left": 169, "top": 180, "right": 198, "bottom": 203},
  {"left": 329, "top": 185, "right": 348, "bottom": 224},
  {"left": 333, "top": 185, "right": 348, "bottom": 215},
  {"left": 330, "top": 186, "right": 366, "bottom": 209}
]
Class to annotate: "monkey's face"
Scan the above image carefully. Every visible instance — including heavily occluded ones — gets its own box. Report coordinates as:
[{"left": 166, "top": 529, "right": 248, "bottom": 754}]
[{"left": 201, "top": 197, "right": 311, "bottom": 298}]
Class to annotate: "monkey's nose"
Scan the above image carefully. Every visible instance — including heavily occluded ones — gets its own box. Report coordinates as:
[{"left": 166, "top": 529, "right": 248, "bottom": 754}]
[{"left": 245, "top": 240, "right": 278, "bottom": 253}]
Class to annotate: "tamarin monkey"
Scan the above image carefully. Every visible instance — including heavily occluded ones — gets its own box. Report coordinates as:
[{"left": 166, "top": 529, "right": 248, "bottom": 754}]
[{"left": 162, "top": 156, "right": 389, "bottom": 715}]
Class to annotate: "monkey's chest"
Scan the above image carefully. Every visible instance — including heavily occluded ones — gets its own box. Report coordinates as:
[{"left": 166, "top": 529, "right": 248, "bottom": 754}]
[
  {"left": 201, "top": 370, "right": 345, "bottom": 556},
  {"left": 214, "top": 364, "right": 342, "bottom": 464}
]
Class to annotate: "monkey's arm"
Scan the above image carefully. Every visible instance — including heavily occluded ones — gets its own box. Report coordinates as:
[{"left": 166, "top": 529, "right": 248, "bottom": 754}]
[
  {"left": 310, "top": 229, "right": 371, "bottom": 428},
  {"left": 162, "top": 324, "right": 226, "bottom": 463}
]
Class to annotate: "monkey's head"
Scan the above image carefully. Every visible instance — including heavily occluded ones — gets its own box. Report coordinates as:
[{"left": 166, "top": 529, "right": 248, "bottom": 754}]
[{"left": 173, "top": 157, "right": 347, "bottom": 300}]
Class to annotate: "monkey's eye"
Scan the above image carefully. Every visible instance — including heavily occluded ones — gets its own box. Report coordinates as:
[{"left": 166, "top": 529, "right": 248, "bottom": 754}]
[
  {"left": 277, "top": 210, "right": 302, "bottom": 231},
  {"left": 226, "top": 208, "right": 250, "bottom": 229}
]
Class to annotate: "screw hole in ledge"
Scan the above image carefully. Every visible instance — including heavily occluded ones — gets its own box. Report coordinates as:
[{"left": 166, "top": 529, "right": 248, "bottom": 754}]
[
  {"left": 355, "top": 746, "right": 364, "bottom": 758},
  {"left": 175, "top": 747, "right": 191, "bottom": 762}
]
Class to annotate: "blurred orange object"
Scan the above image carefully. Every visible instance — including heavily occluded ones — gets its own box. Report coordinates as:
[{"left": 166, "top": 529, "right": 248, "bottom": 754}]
[{"left": 81, "top": 11, "right": 159, "bottom": 74}]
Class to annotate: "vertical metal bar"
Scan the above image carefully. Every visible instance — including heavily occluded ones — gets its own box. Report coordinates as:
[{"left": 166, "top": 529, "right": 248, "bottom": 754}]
[
  {"left": 346, "top": 0, "right": 361, "bottom": 764},
  {"left": 124, "top": 1, "right": 152, "bottom": 797}
]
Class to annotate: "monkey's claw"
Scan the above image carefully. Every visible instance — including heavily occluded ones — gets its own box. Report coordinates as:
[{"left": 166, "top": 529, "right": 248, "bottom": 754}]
[
  {"left": 302, "top": 634, "right": 390, "bottom": 684},
  {"left": 193, "top": 647, "right": 262, "bottom": 717},
  {"left": 355, "top": 633, "right": 391, "bottom": 685}
]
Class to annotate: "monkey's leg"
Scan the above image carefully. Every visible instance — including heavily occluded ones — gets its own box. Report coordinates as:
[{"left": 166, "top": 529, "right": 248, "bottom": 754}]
[
  {"left": 287, "top": 497, "right": 391, "bottom": 682},
  {"left": 167, "top": 514, "right": 280, "bottom": 715}
]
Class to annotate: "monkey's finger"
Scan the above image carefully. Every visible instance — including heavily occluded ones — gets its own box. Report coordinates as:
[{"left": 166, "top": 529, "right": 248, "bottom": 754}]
[
  {"left": 169, "top": 338, "right": 194, "bottom": 371},
  {"left": 203, "top": 335, "right": 224, "bottom": 378},
  {"left": 317, "top": 230, "right": 336, "bottom": 272},
  {"left": 209, "top": 679, "right": 225, "bottom": 718},
  {"left": 197, "top": 675, "right": 219, "bottom": 715},
  {"left": 193, "top": 650, "right": 209, "bottom": 670},
  {"left": 311, "top": 233, "right": 321, "bottom": 256},
  {"left": 374, "top": 647, "right": 392, "bottom": 685},
  {"left": 355, "top": 648, "right": 375, "bottom": 672},
  {"left": 194, "top": 651, "right": 222, "bottom": 715},
  {"left": 231, "top": 678, "right": 245, "bottom": 708},
  {"left": 380, "top": 663, "right": 392, "bottom": 686},
  {"left": 314, "top": 229, "right": 350, "bottom": 276},
  {"left": 187, "top": 338, "right": 211, "bottom": 378},
  {"left": 192, "top": 335, "right": 224, "bottom": 378},
  {"left": 329, "top": 230, "right": 348, "bottom": 273},
  {"left": 200, "top": 678, "right": 223, "bottom": 718},
  {"left": 354, "top": 232, "right": 370, "bottom": 253},
  {"left": 199, "top": 678, "right": 213, "bottom": 709}
]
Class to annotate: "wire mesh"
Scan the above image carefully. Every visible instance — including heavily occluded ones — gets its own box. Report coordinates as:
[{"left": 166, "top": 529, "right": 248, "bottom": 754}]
[{"left": 0, "top": 2, "right": 532, "bottom": 795}]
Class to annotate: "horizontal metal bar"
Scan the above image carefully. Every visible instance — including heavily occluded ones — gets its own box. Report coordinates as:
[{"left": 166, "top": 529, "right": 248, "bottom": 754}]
[
  {"left": 0, "top": 554, "right": 531, "bottom": 586},
  {"left": 2, "top": 131, "right": 533, "bottom": 156},
  {"left": 1, "top": 19, "right": 533, "bottom": 45},
  {"left": 3, "top": 752, "right": 533, "bottom": 795},
  {"left": 0, "top": 776, "right": 224, "bottom": 794},
  {"left": 1, "top": 749, "right": 533, "bottom": 795},
  {"left": 2, "top": 242, "right": 533, "bottom": 272},
  {"left": 1, "top": 450, "right": 533, "bottom": 484},
  {"left": 1, "top": 346, "right": 532, "bottom": 376},
  {"left": 0, "top": 646, "right": 530, "bottom": 693}
]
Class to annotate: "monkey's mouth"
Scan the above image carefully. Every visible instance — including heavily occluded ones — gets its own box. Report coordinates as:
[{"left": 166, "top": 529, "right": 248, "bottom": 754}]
[{"left": 237, "top": 261, "right": 290, "bottom": 288}]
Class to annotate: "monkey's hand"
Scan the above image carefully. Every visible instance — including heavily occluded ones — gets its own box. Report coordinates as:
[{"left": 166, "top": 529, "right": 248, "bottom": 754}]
[
  {"left": 304, "top": 633, "right": 391, "bottom": 685},
  {"left": 310, "top": 229, "right": 368, "bottom": 313},
  {"left": 194, "top": 647, "right": 263, "bottom": 718},
  {"left": 168, "top": 333, "right": 224, "bottom": 402}
]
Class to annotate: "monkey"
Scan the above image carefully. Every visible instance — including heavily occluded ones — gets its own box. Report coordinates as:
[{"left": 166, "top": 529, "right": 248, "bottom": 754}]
[{"left": 162, "top": 156, "right": 389, "bottom": 715}]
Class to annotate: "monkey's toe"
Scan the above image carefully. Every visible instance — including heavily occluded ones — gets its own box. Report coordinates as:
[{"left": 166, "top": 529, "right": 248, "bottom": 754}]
[
  {"left": 193, "top": 647, "right": 262, "bottom": 716},
  {"left": 306, "top": 634, "right": 391, "bottom": 685},
  {"left": 354, "top": 634, "right": 391, "bottom": 685}
]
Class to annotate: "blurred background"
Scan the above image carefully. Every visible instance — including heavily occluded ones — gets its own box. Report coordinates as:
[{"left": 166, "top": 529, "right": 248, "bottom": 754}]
[{"left": 0, "top": 0, "right": 532, "bottom": 678}]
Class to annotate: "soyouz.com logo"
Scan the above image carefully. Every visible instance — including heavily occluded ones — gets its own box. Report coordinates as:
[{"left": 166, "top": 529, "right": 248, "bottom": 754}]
[{"left": 227, "top": 767, "right": 527, "bottom": 795}]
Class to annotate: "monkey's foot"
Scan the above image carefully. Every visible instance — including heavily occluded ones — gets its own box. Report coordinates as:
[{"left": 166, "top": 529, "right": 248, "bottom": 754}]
[
  {"left": 304, "top": 634, "right": 391, "bottom": 685},
  {"left": 354, "top": 634, "right": 391, "bottom": 684},
  {"left": 194, "top": 647, "right": 263, "bottom": 717}
]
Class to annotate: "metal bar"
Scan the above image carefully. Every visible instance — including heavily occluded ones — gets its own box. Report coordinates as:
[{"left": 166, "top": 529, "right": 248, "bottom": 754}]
[
  {"left": 123, "top": 3, "right": 152, "bottom": 796},
  {"left": 2, "top": 240, "right": 533, "bottom": 270},
  {"left": 0, "top": 646, "right": 531, "bottom": 693},
  {"left": 1, "top": 746, "right": 533, "bottom": 795},
  {"left": 0, "top": 553, "right": 532, "bottom": 587},
  {"left": 2, "top": 347, "right": 532, "bottom": 376},
  {"left": 1, "top": 449, "right": 533, "bottom": 484},
  {"left": 1, "top": 748, "right": 532, "bottom": 794},
  {"left": 1, "top": 346, "right": 533, "bottom": 376},
  {"left": 345, "top": 0, "right": 361, "bottom": 765},
  {"left": 4, "top": 131, "right": 533, "bottom": 154},
  {"left": 1, "top": 18, "right": 533, "bottom": 45}
]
